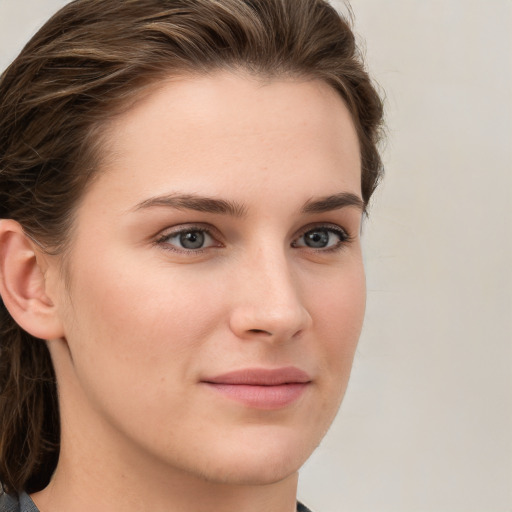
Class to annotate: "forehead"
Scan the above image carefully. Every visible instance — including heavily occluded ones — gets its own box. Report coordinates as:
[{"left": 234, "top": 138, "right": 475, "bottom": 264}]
[{"left": 89, "top": 71, "right": 361, "bottom": 210}]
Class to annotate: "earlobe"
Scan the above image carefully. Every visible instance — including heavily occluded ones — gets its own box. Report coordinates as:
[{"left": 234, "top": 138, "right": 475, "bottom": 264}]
[{"left": 0, "top": 219, "right": 64, "bottom": 340}]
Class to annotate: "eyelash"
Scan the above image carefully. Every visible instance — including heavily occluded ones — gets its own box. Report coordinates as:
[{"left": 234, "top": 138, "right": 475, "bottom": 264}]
[
  {"left": 155, "top": 226, "right": 217, "bottom": 255},
  {"left": 291, "top": 224, "right": 352, "bottom": 253},
  {"left": 154, "top": 223, "right": 352, "bottom": 255}
]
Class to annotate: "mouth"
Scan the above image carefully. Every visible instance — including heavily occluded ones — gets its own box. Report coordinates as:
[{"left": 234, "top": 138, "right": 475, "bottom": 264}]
[{"left": 201, "top": 367, "right": 312, "bottom": 410}]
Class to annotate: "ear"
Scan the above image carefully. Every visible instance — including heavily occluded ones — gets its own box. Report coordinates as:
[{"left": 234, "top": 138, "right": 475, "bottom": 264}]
[{"left": 0, "top": 219, "right": 65, "bottom": 340}]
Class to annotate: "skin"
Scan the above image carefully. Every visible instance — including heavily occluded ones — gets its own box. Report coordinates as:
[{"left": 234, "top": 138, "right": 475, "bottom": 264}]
[{"left": 13, "top": 72, "right": 365, "bottom": 512}]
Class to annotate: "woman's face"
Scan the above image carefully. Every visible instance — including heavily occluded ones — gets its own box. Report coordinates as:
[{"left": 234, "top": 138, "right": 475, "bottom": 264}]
[{"left": 48, "top": 71, "right": 365, "bottom": 485}]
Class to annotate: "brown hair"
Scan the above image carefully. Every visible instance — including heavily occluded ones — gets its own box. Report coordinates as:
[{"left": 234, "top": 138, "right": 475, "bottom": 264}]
[{"left": 0, "top": 0, "right": 384, "bottom": 494}]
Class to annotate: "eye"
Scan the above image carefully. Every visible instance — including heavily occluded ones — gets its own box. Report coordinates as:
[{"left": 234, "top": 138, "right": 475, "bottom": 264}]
[
  {"left": 156, "top": 226, "right": 219, "bottom": 252},
  {"left": 292, "top": 226, "right": 349, "bottom": 250}
]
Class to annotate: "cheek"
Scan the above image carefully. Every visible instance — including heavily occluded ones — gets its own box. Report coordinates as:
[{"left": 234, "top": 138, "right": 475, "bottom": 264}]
[
  {"left": 61, "top": 251, "right": 226, "bottom": 388},
  {"left": 289, "top": 259, "right": 365, "bottom": 440},
  {"left": 310, "top": 258, "right": 366, "bottom": 343},
  {"left": 308, "top": 259, "right": 366, "bottom": 389}
]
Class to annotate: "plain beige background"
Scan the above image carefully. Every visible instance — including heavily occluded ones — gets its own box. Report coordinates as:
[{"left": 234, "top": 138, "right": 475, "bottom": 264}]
[{"left": 1, "top": 1, "right": 511, "bottom": 511}]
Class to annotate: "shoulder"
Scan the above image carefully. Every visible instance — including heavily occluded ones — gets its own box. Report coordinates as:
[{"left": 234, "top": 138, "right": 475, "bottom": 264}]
[
  {"left": 297, "top": 502, "right": 314, "bottom": 512},
  {"left": 0, "top": 491, "right": 39, "bottom": 512},
  {"left": 0, "top": 491, "right": 19, "bottom": 512}
]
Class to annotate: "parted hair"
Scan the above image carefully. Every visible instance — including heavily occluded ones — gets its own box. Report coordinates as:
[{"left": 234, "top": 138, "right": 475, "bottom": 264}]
[{"left": 0, "top": 0, "right": 384, "bottom": 494}]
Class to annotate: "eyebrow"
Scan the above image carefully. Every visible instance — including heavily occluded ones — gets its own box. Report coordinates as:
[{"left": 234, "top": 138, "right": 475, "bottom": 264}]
[
  {"left": 133, "top": 193, "right": 248, "bottom": 217},
  {"left": 133, "top": 191, "right": 365, "bottom": 217},
  {"left": 301, "top": 192, "right": 365, "bottom": 214}
]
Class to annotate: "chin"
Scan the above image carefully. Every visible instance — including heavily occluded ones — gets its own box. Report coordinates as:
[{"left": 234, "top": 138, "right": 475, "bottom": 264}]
[
  {"left": 186, "top": 426, "right": 316, "bottom": 486},
  {"left": 197, "top": 454, "right": 302, "bottom": 487}
]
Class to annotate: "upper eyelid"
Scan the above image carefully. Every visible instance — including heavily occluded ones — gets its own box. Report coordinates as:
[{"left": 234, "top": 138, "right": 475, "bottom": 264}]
[
  {"left": 156, "top": 221, "right": 349, "bottom": 235},
  {"left": 156, "top": 223, "right": 221, "bottom": 239},
  {"left": 294, "top": 222, "right": 350, "bottom": 239}
]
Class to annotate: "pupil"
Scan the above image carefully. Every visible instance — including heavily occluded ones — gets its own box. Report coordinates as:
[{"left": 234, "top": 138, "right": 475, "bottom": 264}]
[
  {"left": 180, "top": 231, "right": 205, "bottom": 249},
  {"left": 306, "top": 230, "right": 329, "bottom": 248}
]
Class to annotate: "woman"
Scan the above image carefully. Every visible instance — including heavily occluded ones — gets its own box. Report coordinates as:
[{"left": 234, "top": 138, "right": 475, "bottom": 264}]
[{"left": 0, "top": 0, "right": 383, "bottom": 511}]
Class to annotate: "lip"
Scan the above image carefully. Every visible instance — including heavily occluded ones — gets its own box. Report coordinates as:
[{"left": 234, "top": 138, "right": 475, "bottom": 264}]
[{"left": 201, "top": 367, "right": 312, "bottom": 410}]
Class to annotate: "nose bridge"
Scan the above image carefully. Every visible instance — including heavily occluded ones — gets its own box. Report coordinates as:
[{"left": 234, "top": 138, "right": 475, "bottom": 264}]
[{"left": 229, "top": 243, "right": 312, "bottom": 340}]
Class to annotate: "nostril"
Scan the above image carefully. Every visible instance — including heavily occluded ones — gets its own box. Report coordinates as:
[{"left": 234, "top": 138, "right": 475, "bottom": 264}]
[{"left": 248, "top": 329, "right": 272, "bottom": 335}]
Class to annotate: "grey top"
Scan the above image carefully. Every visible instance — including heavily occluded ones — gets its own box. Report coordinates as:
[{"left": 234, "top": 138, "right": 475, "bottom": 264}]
[
  {"left": 0, "top": 491, "right": 313, "bottom": 512},
  {"left": 0, "top": 493, "right": 39, "bottom": 512}
]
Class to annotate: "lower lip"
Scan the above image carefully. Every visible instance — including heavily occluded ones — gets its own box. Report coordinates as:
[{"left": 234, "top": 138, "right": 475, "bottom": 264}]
[{"left": 203, "top": 382, "right": 309, "bottom": 410}]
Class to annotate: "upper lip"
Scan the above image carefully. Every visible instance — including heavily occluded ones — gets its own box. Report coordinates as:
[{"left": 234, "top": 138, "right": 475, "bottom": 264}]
[{"left": 202, "top": 367, "right": 312, "bottom": 386}]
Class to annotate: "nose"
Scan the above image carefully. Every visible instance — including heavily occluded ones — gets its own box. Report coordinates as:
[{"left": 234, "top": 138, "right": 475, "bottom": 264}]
[{"left": 228, "top": 249, "right": 312, "bottom": 342}]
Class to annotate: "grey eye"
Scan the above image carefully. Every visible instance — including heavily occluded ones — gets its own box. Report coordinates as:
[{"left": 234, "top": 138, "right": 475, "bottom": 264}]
[
  {"left": 303, "top": 229, "right": 330, "bottom": 248},
  {"left": 179, "top": 231, "right": 205, "bottom": 249}
]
